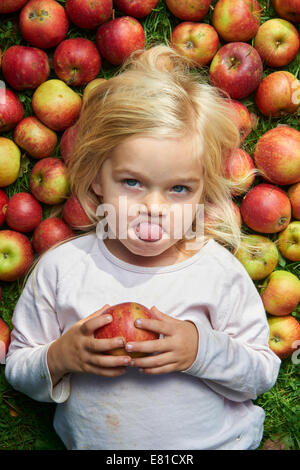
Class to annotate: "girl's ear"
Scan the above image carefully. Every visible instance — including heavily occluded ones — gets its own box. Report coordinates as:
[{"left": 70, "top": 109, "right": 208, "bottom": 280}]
[{"left": 91, "top": 179, "right": 103, "bottom": 197}]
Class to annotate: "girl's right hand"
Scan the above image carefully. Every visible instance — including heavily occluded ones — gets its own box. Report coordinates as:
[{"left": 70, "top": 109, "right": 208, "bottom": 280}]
[{"left": 47, "top": 305, "right": 132, "bottom": 386}]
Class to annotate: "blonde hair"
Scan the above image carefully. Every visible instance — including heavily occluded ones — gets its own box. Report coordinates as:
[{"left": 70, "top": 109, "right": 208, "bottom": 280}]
[{"left": 24, "top": 44, "right": 256, "bottom": 285}]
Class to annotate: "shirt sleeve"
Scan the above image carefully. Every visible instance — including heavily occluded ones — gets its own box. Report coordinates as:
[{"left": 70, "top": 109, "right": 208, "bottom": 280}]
[
  {"left": 5, "top": 255, "right": 70, "bottom": 403},
  {"left": 183, "top": 262, "right": 281, "bottom": 402}
]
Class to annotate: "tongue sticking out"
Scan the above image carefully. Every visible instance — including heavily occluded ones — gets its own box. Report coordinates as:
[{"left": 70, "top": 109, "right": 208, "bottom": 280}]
[{"left": 137, "top": 222, "right": 162, "bottom": 241}]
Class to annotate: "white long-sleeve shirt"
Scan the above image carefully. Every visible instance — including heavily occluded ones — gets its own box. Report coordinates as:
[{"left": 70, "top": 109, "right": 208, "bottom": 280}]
[{"left": 5, "top": 233, "right": 281, "bottom": 450}]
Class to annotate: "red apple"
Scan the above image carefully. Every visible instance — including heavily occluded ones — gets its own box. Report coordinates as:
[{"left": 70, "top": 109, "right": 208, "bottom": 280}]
[
  {"left": 0, "top": 89, "right": 24, "bottom": 133},
  {"left": 62, "top": 195, "right": 96, "bottom": 229},
  {"left": 255, "top": 71, "right": 300, "bottom": 117},
  {"left": 273, "top": 0, "right": 300, "bottom": 23},
  {"left": 0, "top": 190, "right": 8, "bottom": 227},
  {"left": 268, "top": 315, "right": 300, "bottom": 359},
  {"left": 96, "top": 16, "right": 145, "bottom": 66},
  {"left": 0, "top": 138, "right": 21, "bottom": 188},
  {"left": 65, "top": 0, "right": 112, "bottom": 30},
  {"left": 32, "top": 79, "right": 82, "bottom": 132},
  {"left": 254, "top": 19, "right": 300, "bottom": 68},
  {"left": 234, "top": 234, "right": 279, "bottom": 281},
  {"left": 223, "top": 148, "right": 255, "bottom": 195},
  {"left": 240, "top": 183, "right": 291, "bottom": 234},
  {"left": 0, "top": 230, "right": 34, "bottom": 281},
  {"left": 171, "top": 22, "right": 219, "bottom": 67},
  {"left": 30, "top": 157, "right": 70, "bottom": 205},
  {"left": 2, "top": 45, "right": 50, "bottom": 90},
  {"left": 204, "top": 200, "right": 242, "bottom": 229},
  {"left": 212, "top": 0, "right": 261, "bottom": 42},
  {"left": 209, "top": 42, "right": 263, "bottom": 100},
  {"left": 14, "top": 116, "right": 57, "bottom": 159},
  {"left": 260, "top": 270, "right": 300, "bottom": 316},
  {"left": 278, "top": 221, "right": 300, "bottom": 261},
  {"left": 224, "top": 99, "right": 252, "bottom": 142},
  {"left": 0, "top": 0, "right": 28, "bottom": 13},
  {"left": 5, "top": 192, "right": 43, "bottom": 233},
  {"left": 32, "top": 217, "right": 74, "bottom": 254},
  {"left": 253, "top": 126, "right": 300, "bottom": 186},
  {"left": 19, "top": 0, "right": 69, "bottom": 49},
  {"left": 114, "top": 0, "right": 159, "bottom": 18},
  {"left": 94, "top": 302, "right": 159, "bottom": 358},
  {"left": 53, "top": 38, "right": 102, "bottom": 87},
  {"left": 288, "top": 182, "right": 300, "bottom": 220},
  {"left": 0, "top": 318, "right": 11, "bottom": 365},
  {"left": 60, "top": 123, "right": 78, "bottom": 166},
  {"left": 166, "top": 0, "right": 212, "bottom": 21}
]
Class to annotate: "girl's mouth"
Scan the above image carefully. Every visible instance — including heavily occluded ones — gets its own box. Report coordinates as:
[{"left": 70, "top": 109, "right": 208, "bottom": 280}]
[{"left": 134, "top": 222, "right": 163, "bottom": 242}]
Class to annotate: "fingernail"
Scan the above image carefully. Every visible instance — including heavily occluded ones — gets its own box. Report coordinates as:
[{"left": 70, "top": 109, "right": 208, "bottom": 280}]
[
  {"left": 126, "top": 343, "right": 133, "bottom": 351},
  {"left": 106, "top": 315, "right": 112, "bottom": 322},
  {"left": 123, "top": 358, "right": 130, "bottom": 365},
  {"left": 118, "top": 337, "right": 124, "bottom": 345},
  {"left": 135, "top": 319, "right": 142, "bottom": 327}
]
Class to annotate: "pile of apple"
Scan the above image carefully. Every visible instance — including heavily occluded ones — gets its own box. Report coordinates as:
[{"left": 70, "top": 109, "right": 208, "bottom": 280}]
[{"left": 0, "top": 0, "right": 300, "bottom": 363}]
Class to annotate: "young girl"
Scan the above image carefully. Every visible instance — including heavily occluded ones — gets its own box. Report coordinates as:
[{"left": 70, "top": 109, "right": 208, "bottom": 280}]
[{"left": 5, "top": 45, "right": 280, "bottom": 450}]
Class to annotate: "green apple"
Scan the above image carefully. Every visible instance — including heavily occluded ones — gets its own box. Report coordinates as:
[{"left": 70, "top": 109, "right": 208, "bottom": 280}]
[
  {"left": 0, "top": 137, "right": 21, "bottom": 187},
  {"left": 235, "top": 234, "right": 278, "bottom": 280},
  {"left": 268, "top": 315, "right": 300, "bottom": 359},
  {"left": 260, "top": 270, "right": 300, "bottom": 316},
  {"left": 0, "top": 230, "right": 34, "bottom": 282},
  {"left": 278, "top": 221, "right": 300, "bottom": 261}
]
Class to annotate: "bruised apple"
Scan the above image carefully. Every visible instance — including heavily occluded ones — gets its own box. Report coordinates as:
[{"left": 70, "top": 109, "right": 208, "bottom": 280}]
[{"left": 94, "top": 302, "right": 159, "bottom": 358}]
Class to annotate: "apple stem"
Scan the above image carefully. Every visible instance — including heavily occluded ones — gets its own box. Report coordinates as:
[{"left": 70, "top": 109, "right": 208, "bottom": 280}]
[{"left": 112, "top": 9, "right": 115, "bottom": 21}]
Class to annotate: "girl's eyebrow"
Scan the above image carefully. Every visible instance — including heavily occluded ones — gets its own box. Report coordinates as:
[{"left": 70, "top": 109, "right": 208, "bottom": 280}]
[{"left": 113, "top": 167, "right": 201, "bottom": 184}]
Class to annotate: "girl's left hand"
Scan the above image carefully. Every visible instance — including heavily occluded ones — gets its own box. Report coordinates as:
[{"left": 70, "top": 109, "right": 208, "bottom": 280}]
[{"left": 125, "top": 306, "right": 199, "bottom": 374}]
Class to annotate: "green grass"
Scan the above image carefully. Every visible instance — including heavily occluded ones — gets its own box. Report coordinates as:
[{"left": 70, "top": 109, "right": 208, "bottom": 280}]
[{"left": 0, "top": 0, "right": 300, "bottom": 450}]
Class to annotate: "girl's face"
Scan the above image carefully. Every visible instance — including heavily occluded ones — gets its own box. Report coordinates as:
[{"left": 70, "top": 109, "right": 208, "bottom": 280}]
[{"left": 92, "top": 135, "right": 204, "bottom": 265}]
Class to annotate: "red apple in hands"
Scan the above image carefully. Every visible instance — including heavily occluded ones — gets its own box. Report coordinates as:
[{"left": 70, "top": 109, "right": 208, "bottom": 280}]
[
  {"left": 166, "top": 0, "right": 212, "bottom": 21},
  {"left": 0, "top": 230, "right": 34, "bottom": 281},
  {"left": 209, "top": 42, "right": 263, "bottom": 100},
  {"left": 94, "top": 302, "right": 159, "bottom": 358},
  {"left": 0, "top": 190, "right": 8, "bottom": 227},
  {"left": 96, "top": 16, "right": 145, "bottom": 65},
  {"left": 2, "top": 45, "right": 50, "bottom": 90},
  {"left": 62, "top": 195, "right": 96, "bottom": 229},
  {"left": 273, "top": 0, "right": 300, "bottom": 23},
  {"left": 114, "top": 0, "right": 159, "bottom": 18},
  {"left": 20, "top": 0, "right": 69, "bottom": 49},
  {"left": 223, "top": 148, "right": 255, "bottom": 196},
  {"left": 32, "top": 217, "right": 74, "bottom": 254},
  {"left": 240, "top": 184, "right": 291, "bottom": 234},
  {"left": 260, "top": 270, "right": 300, "bottom": 316},
  {"left": 5, "top": 192, "right": 42, "bottom": 232},
  {"left": 254, "top": 127, "right": 300, "bottom": 186},
  {"left": 225, "top": 99, "right": 252, "bottom": 142},
  {"left": 30, "top": 157, "right": 70, "bottom": 205},
  {"left": 288, "top": 182, "right": 300, "bottom": 219},
  {"left": 53, "top": 38, "right": 101, "bottom": 87},
  {"left": 60, "top": 123, "right": 78, "bottom": 166},
  {"left": 171, "top": 22, "right": 219, "bottom": 67},
  {"left": 256, "top": 71, "right": 300, "bottom": 117},
  {"left": 278, "top": 221, "right": 300, "bottom": 261},
  {"left": 254, "top": 19, "right": 300, "bottom": 68},
  {"left": 268, "top": 315, "right": 300, "bottom": 359},
  {"left": 0, "top": 0, "right": 28, "bottom": 13},
  {"left": 32, "top": 79, "right": 82, "bottom": 132},
  {"left": 0, "top": 89, "right": 24, "bottom": 133},
  {"left": 212, "top": 0, "right": 261, "bottom": 42},
  {"left": 14, "top": 117, "right": 57, "bottom": 159},
  {"left": 0, "top": 318, "right": 11, "bottom": 365},
  {"left": 0, "top": 138, "right": 21, "bottom": 188},
  {"left": 65, "top": 0, "right": 112, "bottom": 30}
]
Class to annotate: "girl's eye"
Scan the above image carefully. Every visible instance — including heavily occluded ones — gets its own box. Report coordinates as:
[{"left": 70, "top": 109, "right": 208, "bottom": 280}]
[
  {"left": 172, "top": 185, "right": 189, "bottom": 193},
  {"left": 124, "top": 179, "right": 140, "bottom": 187}
]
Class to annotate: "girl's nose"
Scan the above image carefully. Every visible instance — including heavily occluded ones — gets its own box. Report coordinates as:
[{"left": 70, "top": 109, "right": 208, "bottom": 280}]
[{"left": 142, "top": 190, "right": 168, "bottom": 215}]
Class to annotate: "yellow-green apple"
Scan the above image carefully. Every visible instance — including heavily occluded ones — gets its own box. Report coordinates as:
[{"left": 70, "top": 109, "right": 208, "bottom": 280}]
[
  {"left": 0, "top": 190, "right": 8, "bottom": 227},
  {"left": 260, "top": 270, "right": 300, "bottom": 316},
  {"left": 19, "top": 0, "right": 69, "bottom": 49},
  {"left": 114, "top": 0, "right": 159, "bottom": 18},
  {"left": 83, "top": 78, "right": 107, "bottom": 103},
  {"left": 278, "top": 221, "right": 300, "bottom": 261},
  {"left": 32, "top": 216, "right": 74, "bottom": 254},
  {"left": 0, "top": 89, "right": 24, "bottom": 133},
  {"left": 30, "top": 157, "right": 70, "bottom": 205},
  {"left": 268, "top": 315, "right": 300, "bottom": 359},
  {"left": 166, "top": 0, "right": 212, "bottom": 21},
  {"left": 223, "top": 148, "right": 255, "bottom": 196},
  {"left": 32, "top": 79, "right": 82, "bottom": 132},
  {"left": 94, "top": 302, "right": 159, "bottom": 358},
  {"left": 0, "top": 230, "right": 34, "bottom": 281},
  {"left": 62, "top": 195, "right": 97, "bottom": 229},
  {"left": 234, "top": 234, "right": 278, "bottom": 281},
  {"left": 240, "top": 183, "right": 291, "bottom": 233},
  {"left": 254, "top": 19, "right": 300, "bottom": 67},
  {"left": 53, "top": 38, "right": 101, "bottom": 87},
  {"left": 273, "top": 0, "right": 300, "bottom": 23},
  {"left": 2, "top": 45, "right": 50, "bottom": 90},
  {"left": 96, "top": 16, "right": 145, "bottom": 66},
  {"left": 0, "top": 318, "right": 11, "bottom": 365},
  {"left": 0, "top": 0, "right": 28, "bottom": 13},
  {"left": 14, "top": 116, "right": 57, "bottom": 159},
  {"left": 0, "top": 138, "right": 21, "bottom": 187},
  {"left": 255, "top": 71, "right": 300, "bottom": 117},
  {"left": 171, "top": 22, "right": 219, "bottom": 67},
  {"left": 253, "top": 126, "right": 300, "bottom": 186},
  {"left": 65, "top": 0, "right": 112, "bottom": 30},
  {"left": 209, "top": 42, "right": 263, "bottom": 99},
  {"left": 288, "top": 182, "right": 300, "bottom": 219},
  {"left": 224, "top": 99, "right": 252, "bottom": 142},
  {"left": 212, "top": 0, "right": 261, "bottom": 42},
  {"left": 60, "top": 123, "right": 78, "bottom": 166},
  {"left": 5, "top": 192, "right": 42, "bottom": 233}
]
